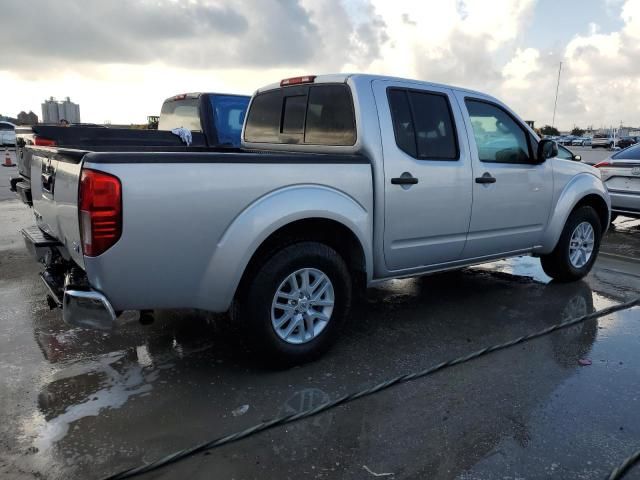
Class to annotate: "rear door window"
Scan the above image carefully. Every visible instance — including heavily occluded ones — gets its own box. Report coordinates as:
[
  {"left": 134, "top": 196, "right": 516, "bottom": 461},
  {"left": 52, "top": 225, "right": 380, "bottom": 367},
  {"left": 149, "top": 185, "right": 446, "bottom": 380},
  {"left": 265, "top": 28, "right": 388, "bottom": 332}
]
[
  {"left": 387, "top": 88, "right": 459, "bottom": 160},
  {"left": 387, "top": 89, "right": 416, "bottom": 157},
  {"left": 244, "top": 84, "right": 356, "bottom": 146}
]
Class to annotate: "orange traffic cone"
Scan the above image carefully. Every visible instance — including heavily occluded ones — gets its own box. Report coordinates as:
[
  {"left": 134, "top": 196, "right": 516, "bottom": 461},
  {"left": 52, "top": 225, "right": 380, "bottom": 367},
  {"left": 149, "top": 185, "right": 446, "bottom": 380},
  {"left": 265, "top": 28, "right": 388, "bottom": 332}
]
[{"left": 2, "top": 149, "right": 15, "bottom": 167}]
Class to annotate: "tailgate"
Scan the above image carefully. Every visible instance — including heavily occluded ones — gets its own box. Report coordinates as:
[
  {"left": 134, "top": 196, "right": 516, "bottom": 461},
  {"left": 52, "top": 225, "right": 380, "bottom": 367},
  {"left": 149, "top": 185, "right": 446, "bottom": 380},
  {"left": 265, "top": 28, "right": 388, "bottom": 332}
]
[{"left": 30, "top": 147, "right": 87, "bottom": 268}]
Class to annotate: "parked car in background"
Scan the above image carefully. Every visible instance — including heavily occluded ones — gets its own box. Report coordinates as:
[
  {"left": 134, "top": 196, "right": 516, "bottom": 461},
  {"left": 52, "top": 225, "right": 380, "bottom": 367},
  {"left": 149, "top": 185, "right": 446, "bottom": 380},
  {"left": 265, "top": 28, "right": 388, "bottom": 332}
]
[
  {"left": 571, "top": 137, "right": 591, "bottom": 146},
  {"left": 11, "top": 92, "right": 250, "bottom": 205},
  {"left": 19, "top": 73, "right": 610, "bottom": 364},
  {"left": 616, "top": 136, "right": 637, "bottom": 149},
  {"left": 595, "top": 143, "right": 640, "bottom": 221},
  {"left": 592, "top": 133, "right": 615, "bottom": 149},
  {"left": 0, "top": 121, "right": 16, "bottom": 146}
]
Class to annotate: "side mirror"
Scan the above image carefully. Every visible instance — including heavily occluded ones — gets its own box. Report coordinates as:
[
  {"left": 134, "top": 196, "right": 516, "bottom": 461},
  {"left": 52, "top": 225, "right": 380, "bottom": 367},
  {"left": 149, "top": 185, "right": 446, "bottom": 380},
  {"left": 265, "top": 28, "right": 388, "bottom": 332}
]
[
  {"left": 537, "top": 139, "right": 558, "bottom": 162},
  {"left": 573, "top": 154, "right": 582, "bottom": 162}
]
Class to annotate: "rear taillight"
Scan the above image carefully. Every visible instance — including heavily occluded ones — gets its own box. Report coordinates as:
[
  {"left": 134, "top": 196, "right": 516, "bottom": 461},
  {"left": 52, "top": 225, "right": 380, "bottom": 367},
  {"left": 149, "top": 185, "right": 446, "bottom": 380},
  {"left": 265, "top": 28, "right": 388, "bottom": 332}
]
[
  {"left": 34, "top": 136, "right": 56, "bottom": 147},
  {"left": 594, "top": 161, "right": 612, "bottom": 168},
  {"left": 79, "top": 169, "right": 122, "bottom": 256}
]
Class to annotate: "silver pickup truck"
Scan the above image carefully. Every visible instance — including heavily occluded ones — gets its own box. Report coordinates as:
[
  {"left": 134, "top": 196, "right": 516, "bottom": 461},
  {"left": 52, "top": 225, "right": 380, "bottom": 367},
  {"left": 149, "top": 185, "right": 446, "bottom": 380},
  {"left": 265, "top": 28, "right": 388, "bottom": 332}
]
[{"left": 21, "top": 74, "right": 610, "bottom": 364}]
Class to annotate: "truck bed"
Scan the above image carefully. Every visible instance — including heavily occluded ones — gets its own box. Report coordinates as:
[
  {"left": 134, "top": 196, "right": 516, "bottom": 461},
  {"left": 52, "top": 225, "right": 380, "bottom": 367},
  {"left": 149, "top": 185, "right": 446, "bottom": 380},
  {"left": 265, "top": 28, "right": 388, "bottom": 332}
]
[
  {"left": 15, "top": 125, "right": 208, "bottom": 179},
  {"left": 29, "top": 146, "right": 373, "bottom": 313}
]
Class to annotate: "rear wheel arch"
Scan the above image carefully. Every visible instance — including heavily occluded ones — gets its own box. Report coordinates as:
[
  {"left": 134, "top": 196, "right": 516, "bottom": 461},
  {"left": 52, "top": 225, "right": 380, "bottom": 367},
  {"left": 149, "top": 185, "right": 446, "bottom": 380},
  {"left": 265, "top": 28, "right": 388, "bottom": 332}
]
[{"left": 236, "top": 217, "right": 367, "bottom": 298}]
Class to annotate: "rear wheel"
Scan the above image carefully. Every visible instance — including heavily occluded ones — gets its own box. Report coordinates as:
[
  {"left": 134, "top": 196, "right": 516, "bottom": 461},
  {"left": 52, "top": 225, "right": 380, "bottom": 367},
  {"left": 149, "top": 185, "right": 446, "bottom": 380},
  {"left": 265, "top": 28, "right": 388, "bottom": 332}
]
[
  {"left": 232, "top": 241, "right": 352, "bottom": 366},
  {"left": 540, "top": 206, "right": 602, "bottom": 282}
]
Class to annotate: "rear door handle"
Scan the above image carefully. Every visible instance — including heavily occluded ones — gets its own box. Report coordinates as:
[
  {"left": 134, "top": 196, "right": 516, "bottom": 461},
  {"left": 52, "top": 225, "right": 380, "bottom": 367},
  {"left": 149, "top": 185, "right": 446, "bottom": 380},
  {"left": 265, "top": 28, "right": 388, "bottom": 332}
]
[
  {"left": 475, "top": 173, "right": 496, "bottom": 184},
  {"left": 391, "top": 175, "right": 418, "bottom": 185}
]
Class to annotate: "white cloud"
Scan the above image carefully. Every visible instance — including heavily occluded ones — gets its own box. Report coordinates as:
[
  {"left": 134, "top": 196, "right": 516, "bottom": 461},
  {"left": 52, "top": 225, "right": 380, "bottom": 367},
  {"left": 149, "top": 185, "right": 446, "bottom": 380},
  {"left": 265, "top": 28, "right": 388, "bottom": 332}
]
[
  {"left": 502, "top": 48, "right": 541, "bottom": 89},
  {"left": 1, "top": 0, "right": 640, "bottom": 130}
]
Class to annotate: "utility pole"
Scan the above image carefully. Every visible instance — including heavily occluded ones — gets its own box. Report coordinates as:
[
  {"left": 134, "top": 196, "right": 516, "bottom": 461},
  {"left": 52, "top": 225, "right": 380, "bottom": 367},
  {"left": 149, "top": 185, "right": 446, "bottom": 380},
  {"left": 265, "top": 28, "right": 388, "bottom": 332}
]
[{"left": 552, "top": 61, "right": 562, "bottom": 129}]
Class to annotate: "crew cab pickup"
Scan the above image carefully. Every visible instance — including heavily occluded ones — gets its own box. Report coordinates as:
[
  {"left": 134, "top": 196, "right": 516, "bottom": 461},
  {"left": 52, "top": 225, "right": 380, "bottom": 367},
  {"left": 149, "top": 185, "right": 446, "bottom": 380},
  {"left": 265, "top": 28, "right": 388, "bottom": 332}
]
[
  {"left": 21, "top": 74, "right": 610, "bottom": 364},
  {"left": 11, "top": 93, "right": 249, "bottom": 205}
]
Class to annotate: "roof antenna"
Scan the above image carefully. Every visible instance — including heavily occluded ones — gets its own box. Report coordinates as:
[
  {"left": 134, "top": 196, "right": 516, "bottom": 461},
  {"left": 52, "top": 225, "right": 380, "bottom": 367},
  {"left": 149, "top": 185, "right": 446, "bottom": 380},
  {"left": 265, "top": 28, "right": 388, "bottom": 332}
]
[{"left": 552, "top": 61, "right": 562, "bottom": 128}]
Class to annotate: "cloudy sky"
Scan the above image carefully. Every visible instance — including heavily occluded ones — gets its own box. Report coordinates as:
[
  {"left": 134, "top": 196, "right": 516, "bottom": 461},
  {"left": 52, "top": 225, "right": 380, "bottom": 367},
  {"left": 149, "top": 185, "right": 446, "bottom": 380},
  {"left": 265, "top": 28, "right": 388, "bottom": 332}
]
[{"left": 1, "top": 0, "right": 638, "bottom": 129}]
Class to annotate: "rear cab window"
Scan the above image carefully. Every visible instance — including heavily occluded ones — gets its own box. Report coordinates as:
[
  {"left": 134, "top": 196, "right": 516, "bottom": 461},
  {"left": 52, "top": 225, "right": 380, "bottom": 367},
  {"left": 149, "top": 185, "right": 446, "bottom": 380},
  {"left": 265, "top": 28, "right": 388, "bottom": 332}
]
[
  {"left": 244, "top": 84, "right": 356, "bottom": 146},
  {"left": 158, "top": 97, "right": 201, "bottom": 131},
  {"left": 209, "top": 94, "right": 250, "bottom": 147}
]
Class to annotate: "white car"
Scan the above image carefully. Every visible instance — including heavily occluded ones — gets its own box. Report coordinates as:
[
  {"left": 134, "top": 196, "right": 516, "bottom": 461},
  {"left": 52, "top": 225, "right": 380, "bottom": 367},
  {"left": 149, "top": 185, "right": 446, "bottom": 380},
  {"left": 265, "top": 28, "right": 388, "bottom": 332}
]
[
  {"left": 0, "top": 121, "right": 16, "bottom": 146},
  {"left": 571, "top": 137, "right": 591, "bottom": 146}
]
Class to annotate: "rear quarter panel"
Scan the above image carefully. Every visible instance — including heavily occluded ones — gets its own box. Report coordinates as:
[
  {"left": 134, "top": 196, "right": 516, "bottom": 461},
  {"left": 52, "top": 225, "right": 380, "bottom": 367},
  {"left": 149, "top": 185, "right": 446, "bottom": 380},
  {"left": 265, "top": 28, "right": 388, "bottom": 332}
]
[{"left": 82, "top": 156, "right": 373, "bottom": 312}]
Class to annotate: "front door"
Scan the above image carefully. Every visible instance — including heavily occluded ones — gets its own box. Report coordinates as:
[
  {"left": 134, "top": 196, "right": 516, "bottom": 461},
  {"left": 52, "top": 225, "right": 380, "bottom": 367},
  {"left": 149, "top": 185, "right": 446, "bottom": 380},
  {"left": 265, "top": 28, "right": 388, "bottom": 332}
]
[
  {"left": 373, "top": 80, "right": 473, "bottom": 271},
  {"left": 457, "top": 94, "right": 553, "bottom": 259}
]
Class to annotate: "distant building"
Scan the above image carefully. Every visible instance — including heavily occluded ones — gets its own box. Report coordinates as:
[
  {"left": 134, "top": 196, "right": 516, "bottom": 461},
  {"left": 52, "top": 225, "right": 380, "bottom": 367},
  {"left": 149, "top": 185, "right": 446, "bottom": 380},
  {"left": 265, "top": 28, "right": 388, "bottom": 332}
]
[
  {"left": 41, "top": 97, "right": 80, "bottom": 123},
  {"left": 17, "top": 111, "right": 38, "bottom": 125}
]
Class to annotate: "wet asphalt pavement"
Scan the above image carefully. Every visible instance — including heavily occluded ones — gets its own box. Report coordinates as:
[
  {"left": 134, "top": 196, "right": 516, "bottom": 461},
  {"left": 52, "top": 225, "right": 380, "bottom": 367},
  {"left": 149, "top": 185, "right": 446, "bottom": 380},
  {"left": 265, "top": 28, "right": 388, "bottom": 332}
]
[{"left": 1, "top": 176, "right": 640, "bottom": 479}]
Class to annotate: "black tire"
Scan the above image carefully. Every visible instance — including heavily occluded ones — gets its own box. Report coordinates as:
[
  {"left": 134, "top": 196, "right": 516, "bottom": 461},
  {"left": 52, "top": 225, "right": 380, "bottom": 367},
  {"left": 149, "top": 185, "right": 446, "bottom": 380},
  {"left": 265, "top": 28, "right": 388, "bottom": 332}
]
[
  {"left": 540, "top": 206, "right": 602, "bottom": 282},
  {"left": 232, "top": 241, "right": 352, "bottom": 366}
]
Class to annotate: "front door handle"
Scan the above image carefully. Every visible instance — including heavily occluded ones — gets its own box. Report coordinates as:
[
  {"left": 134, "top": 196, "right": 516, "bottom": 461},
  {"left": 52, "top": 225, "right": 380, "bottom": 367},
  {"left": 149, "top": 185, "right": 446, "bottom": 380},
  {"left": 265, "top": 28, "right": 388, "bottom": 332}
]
[
  {"left": 391, "top": 175, "right": 419, "bottom": 185},
  {"left": 475, "top": 173, "right": 496, "bottom": 184}
]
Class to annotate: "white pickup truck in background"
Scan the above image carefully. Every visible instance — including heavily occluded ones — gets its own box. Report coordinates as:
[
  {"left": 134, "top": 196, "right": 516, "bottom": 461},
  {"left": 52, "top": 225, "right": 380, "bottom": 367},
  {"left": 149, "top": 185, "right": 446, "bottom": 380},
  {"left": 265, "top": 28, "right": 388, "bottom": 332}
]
[{"left": 20, "top": 74, "right": 610, "bottom": 365}]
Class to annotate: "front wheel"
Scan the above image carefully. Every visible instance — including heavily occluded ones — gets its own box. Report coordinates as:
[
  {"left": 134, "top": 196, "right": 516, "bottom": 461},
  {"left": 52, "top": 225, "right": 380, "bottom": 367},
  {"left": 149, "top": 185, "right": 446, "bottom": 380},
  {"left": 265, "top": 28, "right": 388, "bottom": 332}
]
[
  {"left": 232, "top": 241, "right": 352, "bottom": 366},
  {"left": 540, "top": 206, "right": 602, "bottom": 282}
]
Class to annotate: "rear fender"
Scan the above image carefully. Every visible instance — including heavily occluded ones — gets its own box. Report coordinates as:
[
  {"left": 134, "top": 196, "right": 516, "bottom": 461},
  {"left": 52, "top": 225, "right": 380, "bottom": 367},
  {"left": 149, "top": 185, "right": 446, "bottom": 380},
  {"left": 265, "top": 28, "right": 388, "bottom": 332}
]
[
  {"left": 537, "top": 173, "right": 610, "bottom": 254},
  {"left": 196, "top": 185, "right": 371, "bottom": 311}
]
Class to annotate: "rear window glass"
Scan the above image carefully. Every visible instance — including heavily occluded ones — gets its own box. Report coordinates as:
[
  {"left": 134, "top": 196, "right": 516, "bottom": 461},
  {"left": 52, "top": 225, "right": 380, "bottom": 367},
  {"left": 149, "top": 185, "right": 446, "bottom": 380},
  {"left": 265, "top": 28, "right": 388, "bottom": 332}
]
[
  {"left": 158, "top": 98, "right": 201, "bottom": 131},
  {"left": 210, "top": 94, "right": 250, "bottom": 147},
  {"left": 304, "top": 85, "right": 356, "bottom": 145},
  {"left": 244, "top": 84, "right": 356, "bottom": 146},
  {"left": 243, "top": 90, "right": 281, "bottom": 143},
  {"left": 282, "top": 95, "right": 307, "bottom": 134},
  {"left": 613, "top": 144, "right": 640, "bottom": 160}
]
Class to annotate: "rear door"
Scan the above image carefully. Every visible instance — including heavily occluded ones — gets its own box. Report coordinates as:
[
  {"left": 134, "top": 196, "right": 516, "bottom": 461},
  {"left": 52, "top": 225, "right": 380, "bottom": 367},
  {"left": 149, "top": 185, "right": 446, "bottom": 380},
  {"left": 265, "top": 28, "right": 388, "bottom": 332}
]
[
  {"left": 457, "top": 95, "right": 553, "bottom": 258},
  {"left": 373, "top": 80, "right": 473, "bottom": 270}
]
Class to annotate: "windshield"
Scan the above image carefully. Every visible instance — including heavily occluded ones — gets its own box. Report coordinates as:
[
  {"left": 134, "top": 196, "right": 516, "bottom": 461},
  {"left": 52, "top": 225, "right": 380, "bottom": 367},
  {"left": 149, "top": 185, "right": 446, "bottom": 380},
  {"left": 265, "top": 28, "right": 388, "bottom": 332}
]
[
  {"left": 158, "top": 98, "right": 201, "bottom": 131},
  {"left": 211, "top": 94, "right": 250, "bottom": 147}
]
